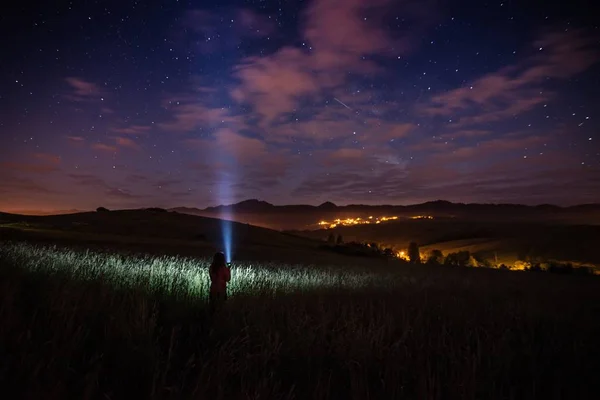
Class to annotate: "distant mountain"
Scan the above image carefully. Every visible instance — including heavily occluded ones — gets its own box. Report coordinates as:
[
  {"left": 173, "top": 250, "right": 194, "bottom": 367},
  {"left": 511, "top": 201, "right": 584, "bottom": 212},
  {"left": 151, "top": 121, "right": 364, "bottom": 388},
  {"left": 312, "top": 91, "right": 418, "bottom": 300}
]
[
  {"left": 169, "top": 200, "right": 600, "bottom": 230},
  {"left": 172, "top": 199, "right": 600, "bottom": 215},
  {"left": 170, "top": 206, "right": 204, "bottom": 214},
  {"left": 203, "top": 199, "right": 275, "bottom": 213},
  {"left": 318, "top": 201, "right": 337, "bottom": 209}
]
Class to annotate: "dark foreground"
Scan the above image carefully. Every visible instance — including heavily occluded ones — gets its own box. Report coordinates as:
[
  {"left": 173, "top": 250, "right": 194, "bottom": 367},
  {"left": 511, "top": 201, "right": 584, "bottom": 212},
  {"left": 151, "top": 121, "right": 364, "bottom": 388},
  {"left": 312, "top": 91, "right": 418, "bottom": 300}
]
[{"left": 1, "top": 244, "right": 599, "bottom": 399}]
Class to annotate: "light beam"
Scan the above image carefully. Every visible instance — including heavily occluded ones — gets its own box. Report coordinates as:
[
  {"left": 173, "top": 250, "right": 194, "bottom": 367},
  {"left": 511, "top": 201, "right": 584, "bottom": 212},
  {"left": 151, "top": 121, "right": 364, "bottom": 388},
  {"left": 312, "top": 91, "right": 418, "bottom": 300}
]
[{"left": 217, "top": 178, "right": 234, "bottom": 263}]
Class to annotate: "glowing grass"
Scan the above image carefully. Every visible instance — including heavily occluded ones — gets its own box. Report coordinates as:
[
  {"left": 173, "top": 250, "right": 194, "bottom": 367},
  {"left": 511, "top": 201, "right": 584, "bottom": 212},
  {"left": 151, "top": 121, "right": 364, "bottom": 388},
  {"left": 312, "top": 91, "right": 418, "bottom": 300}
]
[{"left": 0, "top": 242, "right": 398, "bottom": 299}]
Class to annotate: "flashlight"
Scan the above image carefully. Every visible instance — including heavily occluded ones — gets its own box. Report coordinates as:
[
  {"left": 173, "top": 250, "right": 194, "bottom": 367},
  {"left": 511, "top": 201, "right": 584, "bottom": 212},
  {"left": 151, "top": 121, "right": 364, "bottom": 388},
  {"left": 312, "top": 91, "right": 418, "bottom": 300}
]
[{"left": 227, "top": 261, "right": 232, "bottom": 268}]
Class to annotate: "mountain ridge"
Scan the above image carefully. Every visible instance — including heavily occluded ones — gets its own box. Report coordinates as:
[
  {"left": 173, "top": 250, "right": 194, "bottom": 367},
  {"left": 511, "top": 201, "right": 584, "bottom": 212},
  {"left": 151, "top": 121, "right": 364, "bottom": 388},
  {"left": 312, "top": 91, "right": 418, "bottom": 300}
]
[{"left": 174, "top": 198, "right": 600, "bottom": 214}]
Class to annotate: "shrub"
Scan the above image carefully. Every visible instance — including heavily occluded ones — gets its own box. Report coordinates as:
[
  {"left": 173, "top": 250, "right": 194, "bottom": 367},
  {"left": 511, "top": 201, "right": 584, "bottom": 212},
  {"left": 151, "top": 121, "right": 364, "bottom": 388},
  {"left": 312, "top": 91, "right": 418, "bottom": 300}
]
[
  {"left": 408, "top": 242, "right": 420, "bottom": 264},
  {"left": 327, "top": 233, "right": 336, "bottom": 244},
  {"left": 444, "top": 251, "right": 471, "bottom": 267},
  {"left": 426, "top": 249, "right": 444, "bottom": 265}
]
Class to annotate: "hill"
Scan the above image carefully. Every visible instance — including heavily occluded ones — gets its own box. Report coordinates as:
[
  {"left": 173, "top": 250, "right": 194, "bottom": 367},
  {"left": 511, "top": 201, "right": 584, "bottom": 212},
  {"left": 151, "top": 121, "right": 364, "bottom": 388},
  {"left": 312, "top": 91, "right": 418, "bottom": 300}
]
[
  {"left": 294, "top": 218, "right": 600, "bottom": 268},
  {"left": 0, "top": 209, "right": 399, "bottom": 267},
  {"left": 171, "top": 199, "right": 600, "bottom": 230}
]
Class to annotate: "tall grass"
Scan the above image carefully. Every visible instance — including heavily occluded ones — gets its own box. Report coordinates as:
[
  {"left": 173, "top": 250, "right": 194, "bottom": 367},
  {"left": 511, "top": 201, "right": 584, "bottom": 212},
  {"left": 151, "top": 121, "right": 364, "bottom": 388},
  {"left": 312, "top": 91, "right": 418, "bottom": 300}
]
[
  {"left": 1, "top": 241, "right": 599, "bottom": 399},
  {"left": 0, "top": 242, "right": 399, "bottom": 297}
]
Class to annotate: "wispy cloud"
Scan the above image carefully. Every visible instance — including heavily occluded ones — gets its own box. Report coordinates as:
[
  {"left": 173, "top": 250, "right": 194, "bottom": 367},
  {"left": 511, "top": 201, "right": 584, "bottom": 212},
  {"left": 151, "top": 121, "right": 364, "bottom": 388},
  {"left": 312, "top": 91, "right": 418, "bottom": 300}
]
[
  {"left": 64, "top": 77, "right": 106, "bottom": 102},
  {"left": 420, "top": 30, "right": 599, "bottom": 127},
  {"left": 182, "top": 8, "right": 276, "bottom": 54},
  {"left": 33, "top": 153, "right": 61, "bottom": 165},
  {"left": 0, "top": 176, "right": 56, "bottom": 196},
  {"left": 91, "top": 137, "right": 140, "bottom": 152},
  {"left": 159, "top": 97, "right": 238, "bottom": 133},
  {"left": 0, "top": 153, "right": 61, "bottom": 174},
  {"left": 115, "top": 137, "right": 140, "bottom": 150},
  {"left": 231, "top": 0, "right": 436, "bottom": 125},
  {"left": 0, "top": 161, "right": 59, "bottom": 174},
  {"left": 112, "top": 125, "right": 151, "bottom": 135},
  {"left": 92, "top": 143, "right": 118, "bottom": 153},
  {"left": 184, "top": 128, "right": 267, "bottom": 164},
  {"left": 235, "top": 9, "right": 276, "bottom": 38},
  {"left": 68, "top": 173, "right": 144, "bottom": 200}
]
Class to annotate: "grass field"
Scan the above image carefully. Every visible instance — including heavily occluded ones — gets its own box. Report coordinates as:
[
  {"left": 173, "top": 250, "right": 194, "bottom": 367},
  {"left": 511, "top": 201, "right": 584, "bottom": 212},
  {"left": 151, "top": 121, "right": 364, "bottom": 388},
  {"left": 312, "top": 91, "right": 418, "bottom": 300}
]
[
  {"left": 1, "top": 240, "right": 599, "bottom": 399},
  {"left": 0, "top": 210, "right": 398, "bottom": 268}
]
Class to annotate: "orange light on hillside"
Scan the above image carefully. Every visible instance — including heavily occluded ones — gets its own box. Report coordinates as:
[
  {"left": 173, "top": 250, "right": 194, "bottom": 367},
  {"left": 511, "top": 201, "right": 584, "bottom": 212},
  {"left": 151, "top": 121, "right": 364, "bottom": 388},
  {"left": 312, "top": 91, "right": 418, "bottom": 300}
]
[{"left": 317, "top": 215, "right": 401, "bottom": 228}]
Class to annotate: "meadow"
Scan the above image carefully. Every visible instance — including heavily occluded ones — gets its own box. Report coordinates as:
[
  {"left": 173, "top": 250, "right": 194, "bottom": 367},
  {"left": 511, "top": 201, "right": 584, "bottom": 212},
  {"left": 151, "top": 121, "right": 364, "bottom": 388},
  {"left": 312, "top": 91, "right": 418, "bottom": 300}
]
[{"left": 1, "top": 241, "right": 599, "bottom": 399}]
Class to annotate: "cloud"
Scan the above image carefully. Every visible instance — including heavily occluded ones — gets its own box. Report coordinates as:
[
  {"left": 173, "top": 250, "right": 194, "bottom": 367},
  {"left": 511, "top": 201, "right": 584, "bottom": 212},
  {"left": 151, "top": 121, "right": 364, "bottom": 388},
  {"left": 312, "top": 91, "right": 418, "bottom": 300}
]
[
  {"left": 105, "top": 188, "right": 144, "bottom": 200},
  {"left": 159, "top": 100, "right": 236, "bottom": 133},
  {"left": 409, "top": 160, "right": 600, "bottom": 206},
  {"left": 266, "top": 104, "right": 415, "bottom": 144},
  {"left": 0, "top": 162, "right": 59, "bottom": 174},
  {"left": 182, "top": 8, "right": 276, "bottom": 55},
  {"left": 90, "top": 137, "right": 140, "bottom": 153},
  {"left": 304, "top": 0, "right": 398, "bottom": 63},
  {"left": 115, "top": 137, "right": 139, "bottom": 150},
  {"left": 328, "top": 148, "right": 365, "bottom": 162},
  {"left": 184, "top": 128, "right": 267, "bottom": 164},
  {"left": 0, "top": 175, "right": 55, "bottom": 197},
  {"left": 420, "top": 30, "right": 599, "bottom": 127},
  {"left": 68, "top": 173, "right": 144, "bottom": 200},
  {"left": 291, "top": 147, "right": 599, "bottom": 205},
  {"left": 231, "top": 47, "right": 320, "bottom": 124},
  {"left": 231, "top": 0, "right": 435, "bottom": 125},
  {"left": 33, "top": 153, "right": 61, "bottom": 164},
  {"left": 432, "top": 134, "right": 547, "bottom": 163},
  {"left": 293, "top": 163, "right": 410, "bottom": 201},
  {"left": 68, "top": 173, "right": 108, "bottom": 188},
  {"left": 64, "top": 77, "right": 106, "bottom": 102},
  {"left": 66, "top": 136, "right": 85, "bottom": 143},
  {"left": 236, "top": 9, "right": 276, "bottom": 37},
  {"left": 215, "top": 128, "right": 267, "bottom": 161},
  {"left": 0, "top": 153, "right": 62, "bottom": 174},
  {"left": 438, "top": 129, "right": 492, "bottom": 140},
  {"left": 154, "top": 178, "right": 183, "bottom": 189},
  {"left": 125, "top": 174, "right": 148, "bottom": 184},
  {"left": 182, "top": 132, "right": 296, "bottom": 198},
  {"left": 92, "top": 143, "right": 118, "bottom": 153},
  {"left": 112, "top": 125, "right": 151, "bottom": 135},
  {"left": 405, "top": 132, "right": 548, "bottom": 166}
]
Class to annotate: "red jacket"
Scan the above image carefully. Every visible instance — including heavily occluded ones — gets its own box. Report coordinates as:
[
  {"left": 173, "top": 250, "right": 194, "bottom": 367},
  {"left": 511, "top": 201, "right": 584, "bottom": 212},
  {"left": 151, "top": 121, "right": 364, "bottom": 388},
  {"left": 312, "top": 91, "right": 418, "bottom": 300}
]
[{"left": 210, "top": 265, "right": 231, "bottom": 293}]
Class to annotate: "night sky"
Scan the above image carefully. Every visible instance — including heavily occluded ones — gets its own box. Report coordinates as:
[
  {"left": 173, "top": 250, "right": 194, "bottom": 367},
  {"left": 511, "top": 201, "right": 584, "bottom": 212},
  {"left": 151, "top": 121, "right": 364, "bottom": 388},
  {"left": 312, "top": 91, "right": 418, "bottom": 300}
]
[{"left": 1, "top": 0, "right": 599, "bottom": 212}]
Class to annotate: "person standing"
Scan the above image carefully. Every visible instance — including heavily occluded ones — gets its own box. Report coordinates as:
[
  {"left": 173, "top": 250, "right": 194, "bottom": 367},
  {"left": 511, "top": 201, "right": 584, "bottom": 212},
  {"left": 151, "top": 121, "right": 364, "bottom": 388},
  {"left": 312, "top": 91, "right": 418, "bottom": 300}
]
[{"left": 209, "top": 252, "right": 231, "bottom": 315}]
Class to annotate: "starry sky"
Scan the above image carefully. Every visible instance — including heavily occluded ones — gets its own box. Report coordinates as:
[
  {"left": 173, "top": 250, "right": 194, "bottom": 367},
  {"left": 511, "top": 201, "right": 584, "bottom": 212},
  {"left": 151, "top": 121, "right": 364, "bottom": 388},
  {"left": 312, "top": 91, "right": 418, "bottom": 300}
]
[{"left": 1, "top": 0, "right": 599, "bottom": 212}]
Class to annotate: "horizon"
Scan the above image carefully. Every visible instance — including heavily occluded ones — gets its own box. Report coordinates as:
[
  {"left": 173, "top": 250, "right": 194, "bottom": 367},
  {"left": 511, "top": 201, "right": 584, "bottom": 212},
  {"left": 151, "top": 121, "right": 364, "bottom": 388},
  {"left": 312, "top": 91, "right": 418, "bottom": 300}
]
[
  {"left": 1, "top": 0, "right": 599, "bottom": 211},
  {"left": 3, "top": 198, "right": 600, "bottom": 216}
]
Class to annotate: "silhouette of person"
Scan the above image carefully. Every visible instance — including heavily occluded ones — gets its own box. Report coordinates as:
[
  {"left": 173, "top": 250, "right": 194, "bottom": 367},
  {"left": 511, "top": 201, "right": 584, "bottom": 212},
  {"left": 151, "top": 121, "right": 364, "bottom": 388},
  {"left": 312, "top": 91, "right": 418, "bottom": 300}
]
[{"left": 209, "top": 251, "right": 231, "bottom": 315}]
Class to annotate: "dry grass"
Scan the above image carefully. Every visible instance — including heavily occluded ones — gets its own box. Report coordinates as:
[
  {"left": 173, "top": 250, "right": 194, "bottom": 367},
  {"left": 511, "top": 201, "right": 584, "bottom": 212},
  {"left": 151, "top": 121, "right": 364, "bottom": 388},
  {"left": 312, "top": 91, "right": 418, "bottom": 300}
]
[{"left": 1, "top": 241, "right": 599, "bottom": 399}]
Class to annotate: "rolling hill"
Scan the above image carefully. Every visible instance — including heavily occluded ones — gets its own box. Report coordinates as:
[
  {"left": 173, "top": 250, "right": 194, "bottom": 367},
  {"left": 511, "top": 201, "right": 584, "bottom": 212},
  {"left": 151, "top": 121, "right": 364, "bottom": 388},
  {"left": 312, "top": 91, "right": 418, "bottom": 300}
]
[
  {"left": 294, "top": 218, "right": 600, "bottom": 267},
  {"left": 172, "top": 199, "right": 600, "bottom": 230},
  {"left": 0, "top": 209, "right": 398, "bottom": 267}
]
